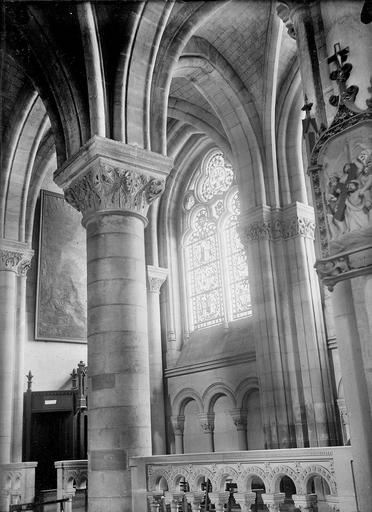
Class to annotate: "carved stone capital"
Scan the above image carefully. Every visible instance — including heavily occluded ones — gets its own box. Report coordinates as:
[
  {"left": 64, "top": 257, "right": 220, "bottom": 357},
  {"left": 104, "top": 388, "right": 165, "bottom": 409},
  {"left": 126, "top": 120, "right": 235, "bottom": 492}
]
[
  {"left": 54, "top": 136, "right": 173, "bottom": 225},
  {"left": 0, "top": 240, "right": 33, "bottom": 276},
  {"left": 239, "top": 203, "right": 315, "bottom": 244},
  {"left": 198, "top": 413, "right": 215, "bottom": 434},
  {"left": 164, "top": 492, "right": 184, "bottom": 506},
  {"left": 171, "top": 415, "right": 185, "bottom": 436},
  {"left": 147, "top": 265, "right": 168, "bottom": 293},
  {"left": 208, "top": 492, "right": 230, "bottom": 508},
  {"left": 185, "top": 491, "right": 205, "bottom": 506},
  {"left": 64, "top": 164, "right": 165, "bottom": 224},
  {"left": 234, "top": 492, "right": 256, "bottom": 511},
  {"left": 292, "top": 494, "right": 317, "bottom": 511},
  {"left": 230, "top": 409, "right": 248, "bottom": 431},
  {"left": 261, "top": 493, "right": 286, "bottom": 512}
]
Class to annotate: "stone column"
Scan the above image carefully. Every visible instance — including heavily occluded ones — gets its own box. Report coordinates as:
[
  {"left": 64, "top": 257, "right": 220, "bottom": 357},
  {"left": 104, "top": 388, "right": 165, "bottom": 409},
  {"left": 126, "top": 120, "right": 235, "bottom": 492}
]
[
  {"left": 336, "top": 398, "right": 351, "bottom": 445},
  {"left": 185, "top": 491, "right": 204, "bottom": 512},
  {"left": 12, "top": 257, "right": 32, "bottom": 462},
  {"left": 292, "top": 494, "right": 317, "bottom": 511},
  {"left": 229, "top": 409, "right": 248, "bottom": 450},
  {"left": 241, "top": 204, "right": 337, "bottom": 448},
  {"left": 261, "top": 492, "right": 285, "bottom": 512},
  {"left": 147, "top": 493, "right": 163, "bottom": 512},
  {"left": 208, "top": 492, "right": 230, "bottom": 512},
  {"left": 147, "top": 265, "right": 167, "bottom": 455},
  {"left": 170, "top": 415, "right": 184, "bottom": 454},
  {"left": 332, "top": 280, "right": 372, "bottom": 510},
  {"left": 54, "top": 136, "right": 172, "bottom": 512},
  {"left": 198, "top": 413, "right": 215, "bottom": 453},
  {"left": 164, "top": 492, "right": 183, "bottom": 512},
  {"left": 240, "top": 206, "right": 292, "bottom": 449},
  {"left": 280, "top": 202, "right": 337, "bottom": 447},
  {"left": 234, "top": 492, "right": 256, "bottom": 512},
  {"left": 0, "top": 240, "right": 33, "bottom": 464}
]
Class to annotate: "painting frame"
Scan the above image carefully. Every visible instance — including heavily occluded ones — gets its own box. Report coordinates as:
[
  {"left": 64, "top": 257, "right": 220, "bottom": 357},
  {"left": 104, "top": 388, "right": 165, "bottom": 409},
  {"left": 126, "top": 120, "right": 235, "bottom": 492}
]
[{"left": 35, "top": 190, "right": 87, "bottom": 343}]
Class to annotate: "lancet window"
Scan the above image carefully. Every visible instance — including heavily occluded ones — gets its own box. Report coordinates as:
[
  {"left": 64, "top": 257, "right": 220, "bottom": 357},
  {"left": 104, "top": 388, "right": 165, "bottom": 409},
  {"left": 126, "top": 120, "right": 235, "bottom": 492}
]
[{"left": 183, "top": 150, "right": 251, "bottom": 331}]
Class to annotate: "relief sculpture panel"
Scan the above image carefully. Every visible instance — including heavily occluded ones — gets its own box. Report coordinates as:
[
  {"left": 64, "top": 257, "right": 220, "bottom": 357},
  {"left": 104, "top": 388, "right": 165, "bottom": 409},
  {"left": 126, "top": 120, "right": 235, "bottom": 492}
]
[
  {"left": 318, "top": 124, "right": 372, "bottom": 255},
  {"left": 35, "top": 190, "right": 87, "bottom": 342}
]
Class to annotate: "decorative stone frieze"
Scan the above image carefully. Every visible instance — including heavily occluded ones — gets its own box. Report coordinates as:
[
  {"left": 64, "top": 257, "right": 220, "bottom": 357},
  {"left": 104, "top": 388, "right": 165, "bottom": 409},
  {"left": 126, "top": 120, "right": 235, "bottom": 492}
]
[
  {"left": 145, "top": 451, "right": 340, "bottom": 497},
  {"left": 239, "top": 204, "right": 315, "bottom": 244},
  {"left": 147, "top": 265, "right": 168, "bottom": 293},
  {"left": 0, "top": 240, "right": 33, "bottom": 276}
]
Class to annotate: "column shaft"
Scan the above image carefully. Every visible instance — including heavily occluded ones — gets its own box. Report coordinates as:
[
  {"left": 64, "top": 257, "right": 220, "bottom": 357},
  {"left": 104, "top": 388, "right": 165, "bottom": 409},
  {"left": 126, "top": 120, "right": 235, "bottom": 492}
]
[
  {"left": 332, "top": 280, "right": 372, "bottom": 511},
  {"left": 147, "top": 266, "right": 167, "bottom": 455},
  {"left": 12, "top": 275, "right": 27, "bottom": 461},
  {"left": 0, "top": 270, "right": 17, "bottom": 463},
  {"left": 87, "top": 213, "right": 151, "bottom": 512}
]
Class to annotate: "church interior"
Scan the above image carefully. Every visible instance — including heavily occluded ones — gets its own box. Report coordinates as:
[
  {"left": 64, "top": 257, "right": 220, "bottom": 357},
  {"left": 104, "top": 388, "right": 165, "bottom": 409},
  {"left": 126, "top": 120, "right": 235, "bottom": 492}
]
[{"left": 1, "top": 1, "right": 372, "bottom": 511}]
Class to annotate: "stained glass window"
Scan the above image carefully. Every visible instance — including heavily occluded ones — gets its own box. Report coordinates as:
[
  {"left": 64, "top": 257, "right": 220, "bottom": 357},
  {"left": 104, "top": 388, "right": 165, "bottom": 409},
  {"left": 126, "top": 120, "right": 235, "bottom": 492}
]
[
  {"left": 185, "top": 209, "right": 224, "bottom": 329},
  {"left": 183, "top": 150, "right": 251, "bottom": 331},
  {"left": 225, "top": 192, "right": 252, "bottom": 319}
]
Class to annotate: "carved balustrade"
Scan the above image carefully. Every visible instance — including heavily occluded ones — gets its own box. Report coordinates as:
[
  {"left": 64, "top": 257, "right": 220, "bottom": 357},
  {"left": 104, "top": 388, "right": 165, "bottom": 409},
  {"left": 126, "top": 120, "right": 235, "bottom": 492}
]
[
  {"left": 0, "top": 462, "right": 37, "bottom": 512},
  {"left": 130, "top": 446, "right": 357, "bottom": 512},
  {"left": 55, "top": 460, "right": 88, "bottom": 512}
]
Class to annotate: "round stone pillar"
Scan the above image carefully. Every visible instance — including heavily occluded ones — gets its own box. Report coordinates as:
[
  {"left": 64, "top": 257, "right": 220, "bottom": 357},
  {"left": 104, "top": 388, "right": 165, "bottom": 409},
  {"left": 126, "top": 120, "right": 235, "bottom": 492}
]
[
  {"left": 0, "top": 240, "right": 33, "bottom": 464},
  {"left": 54, "top": 136, "right": 173, "bottom": 512},
  {"left": 147, "top": 265, "right": 168, "bottom": 455}
]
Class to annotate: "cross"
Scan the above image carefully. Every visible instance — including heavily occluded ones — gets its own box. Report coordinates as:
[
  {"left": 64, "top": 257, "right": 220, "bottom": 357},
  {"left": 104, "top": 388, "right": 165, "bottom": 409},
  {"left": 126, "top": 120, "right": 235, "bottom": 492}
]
[
  {"left": 327, "top": 42, "right": 349, "bottom": 69},
  {"left": 301, "top": 94, "right": 313, "bottom": 118}
]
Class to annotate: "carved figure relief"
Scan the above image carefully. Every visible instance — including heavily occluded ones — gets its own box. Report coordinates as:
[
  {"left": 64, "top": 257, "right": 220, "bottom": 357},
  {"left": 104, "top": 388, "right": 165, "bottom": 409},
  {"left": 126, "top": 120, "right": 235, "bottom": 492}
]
[{"left": 319, "top": 126, "right": 372, "bottom": 254}]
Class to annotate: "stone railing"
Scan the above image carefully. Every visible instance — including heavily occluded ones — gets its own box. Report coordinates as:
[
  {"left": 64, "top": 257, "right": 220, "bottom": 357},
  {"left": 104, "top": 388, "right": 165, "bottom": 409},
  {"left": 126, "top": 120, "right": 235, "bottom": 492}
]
[
  {"left": 0, "top": 462, "right": 37, "bottom": 512},
  {"left": 55, "top": 460, "right": 87, "bottom": 512},
  {"left": 130, "top": 447, "right": 356, "bottom": 512}
]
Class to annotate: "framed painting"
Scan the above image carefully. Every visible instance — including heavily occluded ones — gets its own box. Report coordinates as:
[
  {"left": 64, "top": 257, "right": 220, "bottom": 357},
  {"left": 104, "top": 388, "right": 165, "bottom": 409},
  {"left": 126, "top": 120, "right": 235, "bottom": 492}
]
[{"left": 35, "top": 190, "right": 87, "bottom": 343}]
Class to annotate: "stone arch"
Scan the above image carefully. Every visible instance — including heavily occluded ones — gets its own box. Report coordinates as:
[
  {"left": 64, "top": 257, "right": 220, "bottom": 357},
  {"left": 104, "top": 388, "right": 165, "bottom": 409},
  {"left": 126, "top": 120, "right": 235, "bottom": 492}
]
[
  {"left": 244, "top": 470, "right": 269, "bottom": 493},
  {"left": 268, "top": 466, "right": 301, "bottom": 494},
  {"left": 150, "top": 2, "right": 230, "bottom": 154},
  {"left": 235, "top": 378, "right": 260, "bottom": 409},
  {"left": 167, "top": 98, "right": 231, "bottom": 160},
  {"left": 301, "top": 465, "right": 337, "bottom": 496},
  {"left": 213, "top": 465, "right": 241, "bottom": 492},
  {"left": 1, "top": 92, "right": 50, "bottom": 242},
  {"left": 148, "top": 468, "right": 172, "bottom": 492},
  {"left": 276, "top": 64, "right": 306, "bottom": 206},
  {"left": 172, "top": 43, "right": 265, "bottom": 208},
  {"left": 203, "top": 383, "right": 237, "bottom": 413},
  {"left": 172, "top": 388, "right": 203, "bottom": 417}
]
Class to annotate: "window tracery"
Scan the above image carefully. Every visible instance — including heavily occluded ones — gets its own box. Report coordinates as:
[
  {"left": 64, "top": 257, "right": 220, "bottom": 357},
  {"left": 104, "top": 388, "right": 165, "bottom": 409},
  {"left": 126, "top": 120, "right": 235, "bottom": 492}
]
[{"left": 183, "top": 150, "right": 251, "bottom": 331}]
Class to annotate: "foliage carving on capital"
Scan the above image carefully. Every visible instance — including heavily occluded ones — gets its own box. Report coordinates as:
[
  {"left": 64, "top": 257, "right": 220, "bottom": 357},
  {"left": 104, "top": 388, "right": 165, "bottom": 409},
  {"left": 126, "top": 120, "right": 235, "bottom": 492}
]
[
  {"left": 147, "top": 266, "right": 168, "bottom": 293},
  {"left": 240, "top": 215, "right": 314, "bottom": 244},
  {"left": 64, "top": 164, "right": 165, "bottom": 219},
  {"left": 198, "top": 413, "right": 215, "bottom": 433},
  {"left": 0, "top": 249, "right": 33, "bottom": 276}
]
